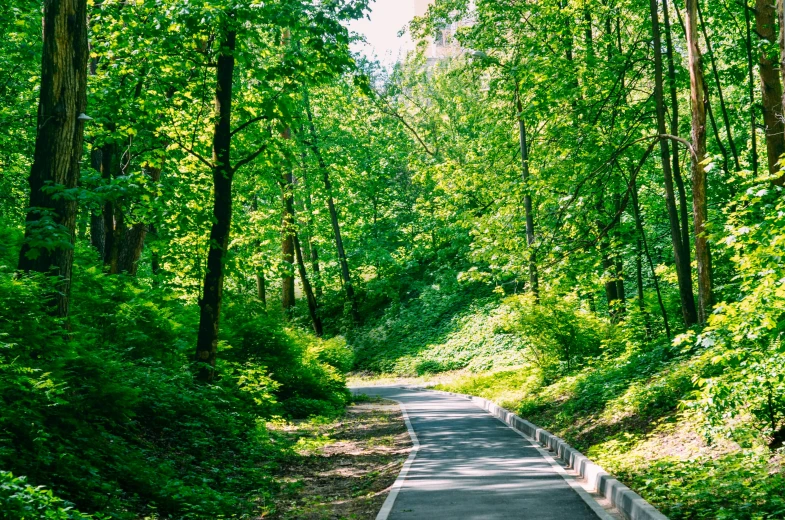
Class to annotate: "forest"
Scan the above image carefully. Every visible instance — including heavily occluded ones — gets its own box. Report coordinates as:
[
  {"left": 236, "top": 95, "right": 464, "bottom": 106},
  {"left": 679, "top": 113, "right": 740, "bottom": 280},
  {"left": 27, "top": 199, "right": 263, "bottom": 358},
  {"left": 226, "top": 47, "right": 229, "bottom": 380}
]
[{"left": 2, "top": 0, "right": 785, "bottom": 517}]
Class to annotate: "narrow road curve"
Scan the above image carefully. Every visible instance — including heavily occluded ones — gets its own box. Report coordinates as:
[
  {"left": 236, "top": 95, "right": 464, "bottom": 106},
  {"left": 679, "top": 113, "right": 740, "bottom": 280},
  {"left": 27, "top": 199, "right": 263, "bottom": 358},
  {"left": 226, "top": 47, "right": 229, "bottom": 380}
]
[{"left": 355, "top": 386, "right": 616, "bottom": 520}]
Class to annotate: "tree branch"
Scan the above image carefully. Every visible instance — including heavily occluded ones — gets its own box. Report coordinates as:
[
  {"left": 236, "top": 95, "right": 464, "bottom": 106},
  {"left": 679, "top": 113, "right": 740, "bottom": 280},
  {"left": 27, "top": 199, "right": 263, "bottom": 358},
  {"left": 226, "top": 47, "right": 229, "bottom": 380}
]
[{"left": 233, "top": 143, "right": 269, "bottom": 173}]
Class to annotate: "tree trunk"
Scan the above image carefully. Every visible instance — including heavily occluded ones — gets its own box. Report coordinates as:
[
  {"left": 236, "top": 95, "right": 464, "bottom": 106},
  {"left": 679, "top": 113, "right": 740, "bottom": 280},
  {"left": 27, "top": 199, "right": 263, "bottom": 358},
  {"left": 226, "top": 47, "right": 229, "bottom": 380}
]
[
  {"left": 114, "top": 166, "right": 162, "bottom": 275},
  {"left": 281, "top": 162, "right": 296, "bottom": 313},
  {"left": 150, "top": 224, "right": 162, "bottom": 278},
  {"left": 256, "top": 271, "right": 266, "bottom": 305},
  {"left": 601, "top": 242, "right": 619, "bottom": 307},
  {"left": 18, "top": 0, "right": 89, "bottom": 318},
  {"left": 516, "top": 91, "right": 539, "bottom": 300},
  {"left": 755, "top": 0, "right": 785, "bottom": 181},
  {"left": 303, "top": 89, "right": 360, "bottom": 322},
  {"left": 615, "top": 256, "right": 626, "bottom": 305},
  {"left": 101, "top": 141, "right": 118, "bottom": 269},
  {"left": 697, "top": 3, "right": 740, "bottom": 171},
  {"left": 89, "top": 147, "right": 105, "bottom": 257},
  {"left": 779, "top": 0, "right": 785, "bottom": 122},
  {"left": 636, "top": 238, "right": 653, "bottom": 335},
  {"left": 745, "top": 1, "right": 760, "bottom": 177},
  {"left": 650, "top": 0, "right": 698, "bottom": 326},
  {"left": 294, "top": 230, "right": 323, "bottom": 336},
  {"left": 664, "top": 0, "right": 693, "bottom": 260},
  {"left": 631, "top": 179, "right": 671, "bottom": 339},
  {"left": 195, "top": 30, "right": 236, "bottom": 382},
  {"left": 685, "top": 0, "right": 713, "bottom": 324},
  {"left": 301, "top": 169, "right": 323, "bottom": 298}
]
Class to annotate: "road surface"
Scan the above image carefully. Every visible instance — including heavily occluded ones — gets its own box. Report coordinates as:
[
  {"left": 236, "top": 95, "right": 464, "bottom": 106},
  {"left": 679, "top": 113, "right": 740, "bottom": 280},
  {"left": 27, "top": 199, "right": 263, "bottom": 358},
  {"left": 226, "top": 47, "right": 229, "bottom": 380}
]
[{"left": 354, "top": 386, "right": 615, "bottom": 520}]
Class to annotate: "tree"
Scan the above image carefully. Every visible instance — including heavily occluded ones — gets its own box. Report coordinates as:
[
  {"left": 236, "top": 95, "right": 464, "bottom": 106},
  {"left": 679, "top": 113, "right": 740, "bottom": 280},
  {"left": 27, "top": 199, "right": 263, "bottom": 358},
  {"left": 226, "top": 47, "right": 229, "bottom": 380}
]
[
  {"left": 685, "top": 0, "right": 713, "bottom": 323},
  {"left": 17, "top": 0, "right": 89, "bottom": 317},
  {"left": 650, "top": 0, "right": 698, "bottom": 326},
  {"left": 755, "top": 0, "right": 785, "bottom": 181}
]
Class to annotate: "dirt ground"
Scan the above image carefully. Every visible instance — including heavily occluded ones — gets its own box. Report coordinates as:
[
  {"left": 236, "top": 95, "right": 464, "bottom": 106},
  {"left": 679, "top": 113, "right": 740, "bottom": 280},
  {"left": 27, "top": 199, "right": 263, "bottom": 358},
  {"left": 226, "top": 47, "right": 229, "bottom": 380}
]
[{"left": 266, "top": 397, "right": 412, "bottom": 519}]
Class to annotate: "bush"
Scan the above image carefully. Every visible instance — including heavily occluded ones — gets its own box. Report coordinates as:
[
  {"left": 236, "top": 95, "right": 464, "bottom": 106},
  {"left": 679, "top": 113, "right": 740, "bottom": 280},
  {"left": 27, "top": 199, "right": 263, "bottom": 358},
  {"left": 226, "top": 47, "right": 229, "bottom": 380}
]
[
  {"left": 0, "top": 253, "right": 350, "bottom": 518},
  {"left": 0, "top": 471, "right": 94, "bottom": 520},
  {"left": 498, "top": 292, "right": 610, "bottom": 381},
  {"left": 221, "top": 297, "right": 350, "bottom": 418}
]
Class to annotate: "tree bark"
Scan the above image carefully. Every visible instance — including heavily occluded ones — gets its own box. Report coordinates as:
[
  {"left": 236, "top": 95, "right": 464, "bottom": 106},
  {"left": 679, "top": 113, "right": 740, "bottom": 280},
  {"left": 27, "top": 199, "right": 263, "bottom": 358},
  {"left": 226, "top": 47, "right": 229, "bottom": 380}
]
[
  {"left": 114, "top": 166, "right": 161, "bottom": 275},
  {"left": 650, "top": 0, "right": 699, "bottom": 326},
  {"left": 664, "top": 0, "right": 693, "bottom": 260},
  {"left": 631, "top": 178, "right": 671, "bottom": 339},
  {"left": 697, "top": 3, "right": 740, "bottom": 171},
  {"left": 195, "top": 30, "right": 236, "bottom": 382},
  {"left": 303, "top": 89, "right": 360, "bottom": 322},
  {"left": 89, "top": 147, "right": 105, "bottom": 257},
  {"left": 294, "top": 230, "right": 323, "bottom": 336},
  {"left": 779, "top": 0, "right": 785, "bottom": 123},
  {"left": 516, "top": 91, "right": 539, "bottom": 300},
  {"left": 755, "top": 0, "right": 785, "bottom": 181},
  {"left": 300, "top": 167, "right": 323, "bottom": 298},
  {"left": 256, "top": 271, "right": 266, "bottom": 305},
  {"left": 745, "top": 0, "right": 760, "bottom": 177},
  {"left": 685, "top": 0, "right": 713, "bottom": 324},
  {"left": 18, "top": 0, "right": 89, "bottom": 318},
  {"left": 615, "top": 256, "right": 626, "bottom": 305},
  {"left": 281, "top": 162, "right": 296, "bottom": 313}
]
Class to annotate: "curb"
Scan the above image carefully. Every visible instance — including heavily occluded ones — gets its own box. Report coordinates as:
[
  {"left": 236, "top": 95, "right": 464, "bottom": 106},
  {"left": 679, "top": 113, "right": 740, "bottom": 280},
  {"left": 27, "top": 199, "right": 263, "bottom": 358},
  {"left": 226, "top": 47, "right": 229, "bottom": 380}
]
[{"left": 414, "top": 387, "right": 668, "bottom": 520}]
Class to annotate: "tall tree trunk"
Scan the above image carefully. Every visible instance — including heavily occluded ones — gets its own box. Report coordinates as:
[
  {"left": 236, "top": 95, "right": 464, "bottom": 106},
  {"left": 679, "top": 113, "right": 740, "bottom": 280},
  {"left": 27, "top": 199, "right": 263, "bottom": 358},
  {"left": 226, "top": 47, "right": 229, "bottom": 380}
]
[
  {"left": 195, "top": 30, "right": 236, "bottom": 382},
  {"left": 294, "top": 230, "right": 323, "bottom": 336},
  {"left": 101, "top": 141, "right": 118, "bottom": 268},
  {"left": 615, "top": 256, "right": 626, "bottom": 305},
  {"left": 281, "top": 163, "right": 296, "bottom": 313},
  {"left": 664, "top": 0, "right": 693, "bottom": 259},
  {"left": 745, "top": 0, "right": 760, "bottom": 177},
  {"left": 256, "top": 271, "right": 266, "bottom": 305},
  {"left": 755, "top": 0, "right": 785, "bottom": 181},
  {"left": 601, "top": 239, "right": 620, "bottom": 307},
  {"left": 697, "top": 3, "right": 740, "bottom": 170},
  {"left": 631, "top": 178, "right": 671, "bottom": 339},
  {"left": 685, "top": 0, "right": 713, "bottom": 324},
  {"left": 89, "top": 147, "right": 106, "bottom": 257},
  {"left": 650, "top": 0, "right": 699, "bottom": 326},
  {"left": 303, "top": 89, "right": 360, "bottom": 322},
  {"left": 516, "top": 91, "right": 539, "bottom": 300},
  {"left": 300, "top": 163, "right": 323, "bottom": 298},
  {"left": 150, "top": 224, "right": 162, "bottom": 278},
  {"left": 18, "top": 0, "right": 89, "bottom": 318},
  {"left": 114, "top": 165, "right": 162, "bottom": 274},
  {"left": 779, "top": 0, "right": 785, "bottom": 121},
  {"left": 636, "top": 238, "right": 653, "bottom": 336}
]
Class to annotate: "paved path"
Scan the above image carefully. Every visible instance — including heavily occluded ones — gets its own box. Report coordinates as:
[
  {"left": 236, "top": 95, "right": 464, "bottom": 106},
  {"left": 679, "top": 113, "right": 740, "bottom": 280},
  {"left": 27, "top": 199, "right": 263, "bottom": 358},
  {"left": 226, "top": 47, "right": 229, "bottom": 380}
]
[{"left": 354, "top": 386, "right": 613, "bottom": 520}]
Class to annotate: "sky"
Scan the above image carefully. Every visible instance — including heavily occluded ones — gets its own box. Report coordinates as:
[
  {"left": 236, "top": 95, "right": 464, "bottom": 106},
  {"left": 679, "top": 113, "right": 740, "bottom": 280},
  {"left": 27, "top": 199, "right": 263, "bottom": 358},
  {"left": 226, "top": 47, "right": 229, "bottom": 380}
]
[{"left": 347, "top": 0, "right": 417, "bottom": 67}]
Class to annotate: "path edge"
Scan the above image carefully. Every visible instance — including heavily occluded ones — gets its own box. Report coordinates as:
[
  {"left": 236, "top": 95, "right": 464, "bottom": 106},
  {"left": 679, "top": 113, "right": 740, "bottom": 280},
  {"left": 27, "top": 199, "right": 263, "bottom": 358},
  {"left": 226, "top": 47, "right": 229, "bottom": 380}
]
[
  {"left": 373, "top": 396, "right": 420, "bottom": 520},
  {"left": 413, "top": 387, "right": 669, "bottom": 520}
]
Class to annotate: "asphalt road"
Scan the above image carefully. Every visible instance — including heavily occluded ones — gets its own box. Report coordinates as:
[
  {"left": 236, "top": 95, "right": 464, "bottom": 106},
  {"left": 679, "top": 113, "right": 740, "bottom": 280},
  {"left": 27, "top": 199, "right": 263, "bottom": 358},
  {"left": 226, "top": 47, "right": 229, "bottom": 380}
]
[{"left": 354, "top": 386, "right": 612, "bottom": 520}]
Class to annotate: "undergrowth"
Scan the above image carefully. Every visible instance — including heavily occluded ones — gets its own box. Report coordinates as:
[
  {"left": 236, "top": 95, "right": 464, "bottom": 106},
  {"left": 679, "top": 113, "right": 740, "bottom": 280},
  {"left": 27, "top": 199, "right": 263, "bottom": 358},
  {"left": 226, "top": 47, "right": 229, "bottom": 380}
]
[
  {"left": 350, "top": 280, "right": 785, "bottom": 519},
  {"left": 0, "top": 246, "right": 352, "bottom": 519}
]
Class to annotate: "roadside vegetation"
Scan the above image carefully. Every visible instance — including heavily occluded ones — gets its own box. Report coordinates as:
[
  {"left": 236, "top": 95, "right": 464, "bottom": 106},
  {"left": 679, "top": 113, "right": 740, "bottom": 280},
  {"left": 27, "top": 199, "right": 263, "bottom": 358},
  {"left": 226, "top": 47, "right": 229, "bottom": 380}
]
[{"left": 5, "top": 0, "right": 785, "bottom": 518}]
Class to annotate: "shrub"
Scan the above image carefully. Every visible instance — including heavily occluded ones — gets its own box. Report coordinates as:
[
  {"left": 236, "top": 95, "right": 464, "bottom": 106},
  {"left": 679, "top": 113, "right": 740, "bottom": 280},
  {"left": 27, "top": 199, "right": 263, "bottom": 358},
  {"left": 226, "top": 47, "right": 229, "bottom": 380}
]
[
  {"left": 0, "top": 254, "right": 349, "bottom": 517},
  {"left": 0, "top": 471, "right": 94, "bottom": 520}
]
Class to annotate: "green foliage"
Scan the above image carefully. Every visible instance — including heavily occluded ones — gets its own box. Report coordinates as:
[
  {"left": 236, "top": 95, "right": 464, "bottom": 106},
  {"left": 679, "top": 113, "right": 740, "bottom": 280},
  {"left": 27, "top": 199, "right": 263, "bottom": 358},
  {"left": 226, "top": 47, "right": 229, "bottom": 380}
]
[
  {"left": 614, "top": 452, "right": 785, "bottom": 520},
  {"left": 0, "top": 471, "right": 94, "bottom": 520},
  {"left": 0, "top": 254, "right": 348, "bottom": 518},
  {"left": 351, "top": 277, "right": 528, "bottom": 375},
  {"left": 222, "top": 298, "right": 351, "bottom": 418},
  {"left": 689, "top": 182, "right": 785, "bottom": 446}
]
